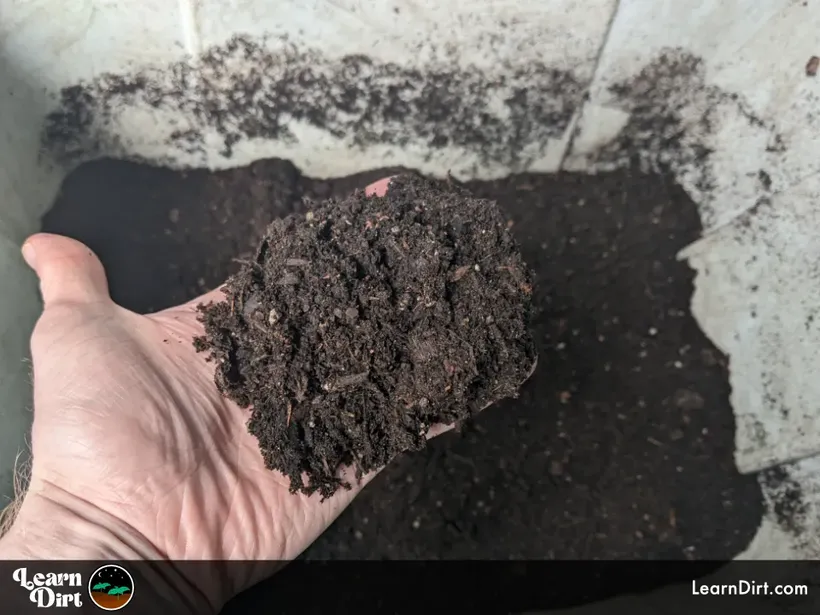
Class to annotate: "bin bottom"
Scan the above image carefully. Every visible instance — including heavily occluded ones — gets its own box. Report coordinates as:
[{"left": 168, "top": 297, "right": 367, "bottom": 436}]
[{"left": 43, "top": 158, "right": 761, "bottom": 568}]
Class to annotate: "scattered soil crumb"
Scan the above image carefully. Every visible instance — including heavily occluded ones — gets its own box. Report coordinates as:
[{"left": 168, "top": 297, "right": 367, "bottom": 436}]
[
  {"left": 761, "top": 466, "right": 808, "bottom": 537},
  {"left": 807, "top": 55, "right": 819, "bottom": 77},
  {"left": 194, "top": 174, "right": 536, "bottom": 498}
]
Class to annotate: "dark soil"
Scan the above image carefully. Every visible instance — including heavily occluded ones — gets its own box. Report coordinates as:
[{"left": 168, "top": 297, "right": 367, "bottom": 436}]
[
  {"left": 43, "top": 158, "right": 763, "bottom": 563},
  {"left": 193, "top": 175, "right": 537, "bottom": 498}
]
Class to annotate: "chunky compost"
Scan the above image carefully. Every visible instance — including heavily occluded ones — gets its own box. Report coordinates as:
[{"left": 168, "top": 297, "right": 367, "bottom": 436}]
[{"left": 193, "top": 174, "right": 537, "bottom": 498}]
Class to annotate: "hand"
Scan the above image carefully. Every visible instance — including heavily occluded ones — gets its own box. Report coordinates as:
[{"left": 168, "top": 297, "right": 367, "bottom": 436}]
[{"left": 0, "top": 178, "right": 443, "bottom": 612}]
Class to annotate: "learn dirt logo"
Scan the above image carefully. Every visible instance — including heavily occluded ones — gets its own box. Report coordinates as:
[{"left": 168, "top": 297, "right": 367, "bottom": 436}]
[{"left": 87, "top": 565, "right": 134, "bottom": 611}]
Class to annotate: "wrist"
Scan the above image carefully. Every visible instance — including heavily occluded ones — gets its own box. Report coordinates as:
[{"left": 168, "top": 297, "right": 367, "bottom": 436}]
[
  {"left": 0, "top": 485, "right": 224, "bottom": 614},
  {"left": 0, "top": 482, "right": 173, "bottom": 561},
  {"left": 1, "top": 492, "right": 141, "bottom": 560}
]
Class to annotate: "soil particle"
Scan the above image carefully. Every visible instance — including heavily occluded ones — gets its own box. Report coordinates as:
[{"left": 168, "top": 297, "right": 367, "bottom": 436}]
[
  {"left": 41, "top": 35, "right": 583, "bottom": 173},
  {"left": 42, "top": 158, "right": 763, "bottom": 564},
  {"left": 807, "top": 56, "right": 819, "bottom": 77},
  {"left": 194, "top": 174, "right": 537, "bottom": 498},
  {"left": 592, "top": 49, "right": 783, "bottom": 230},
  {"left": 761, "top": 465, "right": 808, "bottom": 538}
]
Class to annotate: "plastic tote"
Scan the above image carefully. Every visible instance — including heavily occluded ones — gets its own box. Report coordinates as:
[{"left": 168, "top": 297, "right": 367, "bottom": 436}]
[{"left": 2, "top": 0, "right": 820, "bottom": 560}]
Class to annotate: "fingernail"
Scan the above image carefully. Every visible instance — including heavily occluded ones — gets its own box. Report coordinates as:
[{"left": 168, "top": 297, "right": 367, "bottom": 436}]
[{"left": 21, "top": 240, "right": 37, "bottom": 270}]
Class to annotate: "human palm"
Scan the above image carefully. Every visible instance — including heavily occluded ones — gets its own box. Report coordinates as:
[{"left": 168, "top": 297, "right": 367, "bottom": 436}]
[
  {"left": 8, "top": 179, "right": 423, "bottom": 603},
  {"left": 33, "top": 282, "right": 366, "bottom": 546}
]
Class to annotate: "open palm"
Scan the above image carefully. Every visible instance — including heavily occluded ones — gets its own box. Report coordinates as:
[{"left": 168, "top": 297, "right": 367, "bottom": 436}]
[{"left": 16, "top": 179, "right": 448, "bottom": 600}]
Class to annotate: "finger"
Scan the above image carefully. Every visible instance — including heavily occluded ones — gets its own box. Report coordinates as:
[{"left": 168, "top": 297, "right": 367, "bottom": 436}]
[
  {"left": 426, "top": 423, "right": 455, "bottom": 439},
  {"left": 365, "top": 176, "right": 396, "bottom": 197},
  {"left": 21, "top": 233, "right": 110, "bottom": 307}
]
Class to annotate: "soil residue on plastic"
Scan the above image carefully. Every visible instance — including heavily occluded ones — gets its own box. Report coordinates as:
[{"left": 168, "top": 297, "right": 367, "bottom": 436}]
[{"left": 193, "top": 175, "right": 536, "bottom": 498}]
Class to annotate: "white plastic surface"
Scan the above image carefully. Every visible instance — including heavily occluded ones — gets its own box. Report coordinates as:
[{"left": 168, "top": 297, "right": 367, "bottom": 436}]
[{"left": 2, "top": 0, "right": 820, "bottom": 561}]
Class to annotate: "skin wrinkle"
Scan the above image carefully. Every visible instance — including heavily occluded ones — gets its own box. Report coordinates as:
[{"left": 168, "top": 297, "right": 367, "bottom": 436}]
[
  {"left": 110, "top": 341, "right": 210, "bottom": 472},
  {"left": 32, "top": 307, "right": 117, "bottom": 358},
  {"left": 235, "top": 481, "right": 276, "bottom": 558},
  {"left": 186, "top": 476, "right": 223, "bottom": 558},
  {"left": 153, "top": 496, "right": 183, "bottom": 556},
  {"left": 41, "top": 345, "right": 202, "bottom": 520},
  {"left": 219, "top": 486, "right": 240, "bottom": 558},
  {"left": 136, "top": 343, "right": 234, "bottom": 456},
  {"left": 213, "top": 443, "right": 262, "bottom": 558},
  {"left": 144, "top": 402, "right": 240, "bottom": 561},
  {"left": 136, "top": 406, "right": 197, "bottom": 473},
  {"left": 32, "top": 417, "right": 104, "bottom": 481},
  {"left": 53, "top": 394, "right": 109, "bottom": 420},
  {"left": 178, "top": 484, "right": 202, "bottom": 557},
  {"left": 23, "top": 481, "right": 158, "bottom": 559},
  {"left": 8, "top": 489, "right": 217, "bottom": 614},
  {"left": 218, "top": 436, "right": 244, "bottom": 556},
  {"left": 39, "top": 341, "right": 133, "bottom": 411}
]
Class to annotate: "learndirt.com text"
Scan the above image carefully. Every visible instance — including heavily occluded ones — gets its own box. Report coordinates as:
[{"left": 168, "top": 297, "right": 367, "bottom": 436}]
[{"left": 692, "top": 579, "right": 809, "bottom": 597}]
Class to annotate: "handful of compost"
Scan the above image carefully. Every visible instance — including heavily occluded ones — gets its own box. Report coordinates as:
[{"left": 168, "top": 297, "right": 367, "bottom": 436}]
[{"left": 194, "top": 174, "right": 536, "bottom": 499}]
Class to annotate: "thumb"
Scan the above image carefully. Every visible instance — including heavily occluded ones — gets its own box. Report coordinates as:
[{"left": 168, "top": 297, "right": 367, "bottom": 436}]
[{"left": 21, "top": 233, "right": 110, "bottom": 307}]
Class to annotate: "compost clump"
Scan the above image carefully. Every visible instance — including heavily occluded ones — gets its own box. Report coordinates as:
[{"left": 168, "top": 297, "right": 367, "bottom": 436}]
[{"left": 195, "top": 174, "right": 536, "bottom": 498}]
